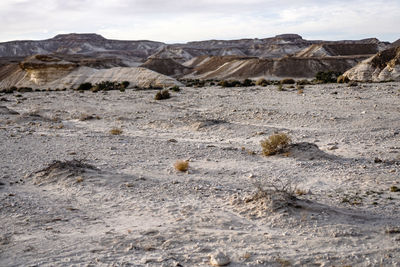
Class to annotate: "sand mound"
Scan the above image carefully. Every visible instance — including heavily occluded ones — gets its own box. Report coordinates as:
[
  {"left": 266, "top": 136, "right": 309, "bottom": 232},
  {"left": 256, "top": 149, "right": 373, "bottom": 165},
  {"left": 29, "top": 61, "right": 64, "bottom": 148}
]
[
  {"left": 287, "top": 142, "right": 337, "bottom": 161},
  {"left": 30, "top": 159, "right": 97, "bottom": 187}
]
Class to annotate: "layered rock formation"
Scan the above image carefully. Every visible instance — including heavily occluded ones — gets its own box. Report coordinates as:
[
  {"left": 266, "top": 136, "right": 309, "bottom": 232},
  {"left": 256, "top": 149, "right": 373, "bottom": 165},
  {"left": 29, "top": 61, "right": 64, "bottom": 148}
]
[
  {"left": 0, "top": 54, "right": 181, "bottom": 89},
  {"left": 0, "top": 33, "right": 397, "bottom": 83},
  {"left": 343, "top": 46, "right": 400, "bottom": 82},
  {"left": 183, "top": 55, "right": 366, "bottom": 80}
]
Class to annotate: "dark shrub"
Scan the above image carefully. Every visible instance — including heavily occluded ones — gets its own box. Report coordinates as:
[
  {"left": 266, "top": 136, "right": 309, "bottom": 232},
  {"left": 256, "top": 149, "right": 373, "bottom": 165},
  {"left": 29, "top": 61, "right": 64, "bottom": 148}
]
[
  {"left": 155, "top": 90, "right": 170, "bottom": 100},
  {"left": 256, "top": 78, "right": 270, "bottom": 86},
  {"left": 122, "top": 81, "right": 130, "bottom": 88},
  {"left": 242, "top": 79, "right": 254, "bottom": 87},
  {"left": 315, "top": 71, "right": 342, "bottom": 83},
  {"left": 280, "top": 78, "right": 295, "bottom": 85},
  {"left": 170, "top": 85, "right": 180, "bottom": 92},
  {"left": 337, "top": 75, "right": 350, "bottom": 83},
  {"left": 17, "top": 87, "right": 33, "bottom": 93},
  {"left": 77, "top": 82, "right": 92, "bottom": 91},
  {"left": 296, "top": 79, "right": 311, "bottom": 85}
]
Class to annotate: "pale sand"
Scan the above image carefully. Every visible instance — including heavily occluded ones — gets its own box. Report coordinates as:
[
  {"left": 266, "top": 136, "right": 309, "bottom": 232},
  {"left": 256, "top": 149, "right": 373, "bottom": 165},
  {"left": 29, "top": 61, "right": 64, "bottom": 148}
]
[{"left": 1, "top": 82, "right": 399, "bottom": 266}]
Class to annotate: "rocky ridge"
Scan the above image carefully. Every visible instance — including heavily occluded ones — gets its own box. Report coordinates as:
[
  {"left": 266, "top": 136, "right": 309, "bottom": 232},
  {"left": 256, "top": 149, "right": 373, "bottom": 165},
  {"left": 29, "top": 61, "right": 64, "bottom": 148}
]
[{"left": 343, "top": 46, "right": 400, "bottom": 82}]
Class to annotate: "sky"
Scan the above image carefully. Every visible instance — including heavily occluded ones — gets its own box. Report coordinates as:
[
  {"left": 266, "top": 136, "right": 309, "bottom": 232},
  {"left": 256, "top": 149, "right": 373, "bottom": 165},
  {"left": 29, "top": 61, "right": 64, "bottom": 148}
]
[{"left": 0, "top": 0, "right": 399, "bottom": 43}]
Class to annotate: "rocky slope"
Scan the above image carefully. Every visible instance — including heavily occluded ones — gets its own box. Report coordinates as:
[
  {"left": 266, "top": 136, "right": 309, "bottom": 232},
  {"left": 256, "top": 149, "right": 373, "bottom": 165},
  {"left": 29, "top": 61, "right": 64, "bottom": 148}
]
[
  {"left": 183, "top": 55, "right": 368, "bottom": 80},
  {"left": 343, "top": 46, "right": 400, "bottom": 82},
  {"left": 0, "top": 54, "right": 181, "bottom": 89}
]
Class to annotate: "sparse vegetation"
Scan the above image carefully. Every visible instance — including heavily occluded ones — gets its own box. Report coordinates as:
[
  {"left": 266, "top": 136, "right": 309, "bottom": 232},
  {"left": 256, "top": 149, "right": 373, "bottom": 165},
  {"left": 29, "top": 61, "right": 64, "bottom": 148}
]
[
  {"left": 154, "top": 90, "right": 171, "bottom": 100},
  {"left": 337, "top": 75, "right": 350, "bottom": 83},
  {"left": 315, "top": 71, "right": 342, "bottom": 83},
  {"left": 121, "top": 81, "right": 130, "bottom": 88},
  {"left": 110, "top": 128, "right": 123, "bottom": 135},
  {"left": 280, "top": 78, "right": 295, "bottom": 85},
  {"left": 256, "top": 78, "right": 270, "bottom": 86},
  {"left": 390, "top": 186, "right": 400, "bottom": 192},
  {"left": 248, "top": 177, "right": 299, "bottom": 212},
  {"left": 174, "top": 160, "right": 189, "bottom": 172},
  {"left": 77, "top": 82, "right": 93, "bottom": 91},
  {"left": 296, "top": 79, "right": 311, "bottom": 85},
  {"left": 169, "top": 85, "right": 181, "bottom": 92},
  {"left": 218, "top": 80, "right": 242, "bottom": 87},
  {"left": 242, "top": 79, "right": 254, "bottom": 87},
  {"left": 260, "top": 133, "right": 291, "bottom": 156}
]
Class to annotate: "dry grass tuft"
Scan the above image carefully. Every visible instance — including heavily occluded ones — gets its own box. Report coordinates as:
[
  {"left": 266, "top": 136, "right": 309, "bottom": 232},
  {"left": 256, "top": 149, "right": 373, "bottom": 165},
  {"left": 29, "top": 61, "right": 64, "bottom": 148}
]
[
  {"left": 174, "top": 160, "right": 189, "bottom": 172},
  {"left": 110, "top": 128, "right": 123, "bottom": 135},
  {"left": 260, "top": 133, "right": 291, "bottom": 156}
]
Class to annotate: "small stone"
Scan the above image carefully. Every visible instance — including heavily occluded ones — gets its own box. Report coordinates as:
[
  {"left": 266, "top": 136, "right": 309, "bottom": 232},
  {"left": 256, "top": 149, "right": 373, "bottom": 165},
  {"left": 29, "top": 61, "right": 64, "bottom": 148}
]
[
  {"left": 209, "top": 252, "right": 230, "bottom": 266},
  {"left": 168, "top": 139, "right": 177, "bottom": 143},
  {"left": 328, "top": 145, "right": 338, "bottom": 150}
]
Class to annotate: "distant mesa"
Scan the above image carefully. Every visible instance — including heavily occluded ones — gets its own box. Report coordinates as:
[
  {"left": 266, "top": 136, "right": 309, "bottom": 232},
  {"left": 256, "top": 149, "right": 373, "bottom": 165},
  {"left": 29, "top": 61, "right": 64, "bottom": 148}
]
[{"left": 0, "top": 33, "right": 398, "bottom": 83}]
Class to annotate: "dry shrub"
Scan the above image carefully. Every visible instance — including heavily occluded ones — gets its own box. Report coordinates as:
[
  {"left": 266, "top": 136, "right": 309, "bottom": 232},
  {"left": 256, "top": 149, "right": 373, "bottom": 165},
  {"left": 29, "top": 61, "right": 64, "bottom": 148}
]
[
  {"left": 110, "top": 128, "right": 123, "bottom": 135},
  {"left": 246, "top": 177, "right": 298, "bottom": 212},
  {"left": 260, "top": 133, "right": 291, "bottom": 156},
  {"left": 155, "top": 90, "right": 170, "bottom": 100},
  {"left": 174, "top": 160, "right": 189, "bottom": 172},
  {"left": 256, "top": 78, "right": 269, "bottom": 86}
]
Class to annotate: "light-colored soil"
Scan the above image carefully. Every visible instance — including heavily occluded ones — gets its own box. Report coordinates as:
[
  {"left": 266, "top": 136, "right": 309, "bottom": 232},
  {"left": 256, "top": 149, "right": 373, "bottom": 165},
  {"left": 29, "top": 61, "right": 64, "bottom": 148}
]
[{"left": 1, "top": 83, "right": 400, "bottom": 266}]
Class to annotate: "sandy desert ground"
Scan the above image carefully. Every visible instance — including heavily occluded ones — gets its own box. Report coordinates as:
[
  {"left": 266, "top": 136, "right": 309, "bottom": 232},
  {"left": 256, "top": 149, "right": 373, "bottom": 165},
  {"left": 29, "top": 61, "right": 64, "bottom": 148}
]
[{"left": 1, "top": 82, "right": 400, "bottom": 266}]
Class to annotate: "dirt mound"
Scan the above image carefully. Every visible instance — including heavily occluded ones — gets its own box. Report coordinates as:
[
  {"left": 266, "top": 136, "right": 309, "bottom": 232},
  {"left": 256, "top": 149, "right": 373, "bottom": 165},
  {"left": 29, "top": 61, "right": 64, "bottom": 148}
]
[
  {"left": 287, "top": 142, "right": 337, "bottom": 161},
  {"left": 30, "top": 159, "right": 97, "bottom": 186},
  {"left": 141, "top": 58, "right": 192, "bottom": 77},
  {"left": 343, "top": 46, "right": 400, "bottom": 81}
]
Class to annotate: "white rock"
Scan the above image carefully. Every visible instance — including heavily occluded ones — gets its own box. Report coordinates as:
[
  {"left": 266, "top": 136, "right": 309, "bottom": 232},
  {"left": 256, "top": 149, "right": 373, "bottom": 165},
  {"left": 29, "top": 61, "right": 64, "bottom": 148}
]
[{"left": 209, "top": 251, "right": 230, "bottom": 266}]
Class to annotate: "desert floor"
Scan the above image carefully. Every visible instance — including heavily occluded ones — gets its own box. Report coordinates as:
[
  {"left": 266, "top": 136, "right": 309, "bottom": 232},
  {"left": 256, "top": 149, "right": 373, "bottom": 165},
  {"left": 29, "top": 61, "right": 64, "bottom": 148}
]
[{"left": 1, "top": 82, "right": 400, "bottom": 266}]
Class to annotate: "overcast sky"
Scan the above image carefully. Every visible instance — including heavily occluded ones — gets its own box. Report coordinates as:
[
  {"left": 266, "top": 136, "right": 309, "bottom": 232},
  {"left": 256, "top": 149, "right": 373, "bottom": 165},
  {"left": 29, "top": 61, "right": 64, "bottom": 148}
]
[{"left": 0, "top": 0, "right": 399, "bottom": 43}]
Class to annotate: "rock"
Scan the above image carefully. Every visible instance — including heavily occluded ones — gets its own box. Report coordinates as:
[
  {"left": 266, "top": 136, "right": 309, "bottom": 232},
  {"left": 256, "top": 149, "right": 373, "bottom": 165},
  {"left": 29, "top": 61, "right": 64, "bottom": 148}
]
[{"left": 209, "top": 251, "right": 230, "bottom": 266}]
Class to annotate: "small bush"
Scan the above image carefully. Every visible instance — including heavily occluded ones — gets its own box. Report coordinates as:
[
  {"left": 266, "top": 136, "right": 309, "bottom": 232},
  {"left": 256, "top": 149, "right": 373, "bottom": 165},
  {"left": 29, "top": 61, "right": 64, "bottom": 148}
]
[
  {"left": 174, "top": 160, "right": 189, "bottom": 172},
  {"left": 77, "top": 82, "right": 92, "bottom": 91},
  {"left": 280, "top": 79, "right": 295, "bottom": 85},
  {"left": 315, "top": 71, "right": 341, "bottom": 83},
  {"left": 296, "top": 79, "right": 311, "bottom": 85},
  {"left": 260, "top": 133, "right": 291, "bottom": 156},
  {"left": 256, "top": 78, "right": 270, "bottom": 86},
  {"left": 154, "top": 90, "right": 170, "bottom": 100},
  {"left": 169, "top": 85, "right": 181, "bottom": 92},
  {"left": 337, "top": 75, "right": 350, "bottom": 83},
  {"left": 277, "top": 84, "right": 284, "bottom": 91},
  {"left": 121, "top": 81, "right": 130, "bottom": 88},
  {"left": 242, "top": 79, "right": 254, "bottom": 87},
  {"left": 110, "top": 128, "right": 123, "bottom": 135},
  {"left": 218, "top": 80, "right": 241, "bottom": 87}
]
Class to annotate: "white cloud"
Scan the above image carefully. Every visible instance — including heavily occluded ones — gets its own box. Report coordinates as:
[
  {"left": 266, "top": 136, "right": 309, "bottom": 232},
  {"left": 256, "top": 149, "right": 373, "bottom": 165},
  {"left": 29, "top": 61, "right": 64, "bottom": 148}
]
[{"left": 0, "top": 0, "right": 398, "bottom": 42}]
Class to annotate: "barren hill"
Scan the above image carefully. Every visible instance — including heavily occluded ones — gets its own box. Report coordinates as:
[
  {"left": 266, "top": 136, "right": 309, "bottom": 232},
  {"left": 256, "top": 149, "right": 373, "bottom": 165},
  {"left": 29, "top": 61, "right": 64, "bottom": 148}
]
[
  {"left": 184, "top": 55, "right": 368, "bottom": 80},
  {"left": 343, "top": 46, "right": 400, "bottom": 82},
  {"left": 0, "top": 54, "right": 181, "bottom": 89}
]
